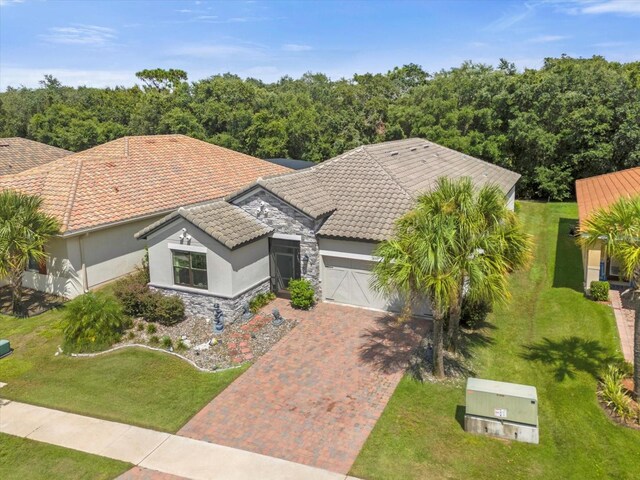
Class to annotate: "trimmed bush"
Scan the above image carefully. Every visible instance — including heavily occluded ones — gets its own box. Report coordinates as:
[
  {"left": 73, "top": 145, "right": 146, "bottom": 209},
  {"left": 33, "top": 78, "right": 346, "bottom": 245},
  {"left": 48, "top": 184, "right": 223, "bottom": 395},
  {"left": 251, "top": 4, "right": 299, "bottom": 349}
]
[
  {"left": 112, "top": 270, "right": 149, "bottom": 317},
  {"left": 161, "top": 336, "right": 173, "bottom": 349},
  {"left": 460, "top": 299, "right": 492, "bottom": 329},
  {"left": 249, "top": 291, "right": 276, "bottom": 313},
  {"left": 590, "top": 281, "right": 610, "bottom": 302},
  {"left": 142, "top": 292, "right": 185, "bottom": 326},
  {"left": 63, "top": 293, "right": 130, "bottom": 353},
  {"left": 289, "top": 279, "right": 315, "bottom": 310},
  {"left": 146, "top": 323, "right": 157, "bottom": 334},
  {"left": 113, "top": 271, "right": 184, "bottom": 325}
]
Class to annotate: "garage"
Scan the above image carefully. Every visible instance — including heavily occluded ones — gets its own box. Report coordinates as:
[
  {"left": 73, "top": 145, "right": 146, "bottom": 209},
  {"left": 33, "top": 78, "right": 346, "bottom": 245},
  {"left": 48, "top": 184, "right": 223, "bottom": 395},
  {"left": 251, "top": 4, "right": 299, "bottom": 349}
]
[
  {"left": 321, "top": 253, "right": 432, "bottom": 316},
  {"left": 321, "top": 255, "right": 392, "bottom": 311}
]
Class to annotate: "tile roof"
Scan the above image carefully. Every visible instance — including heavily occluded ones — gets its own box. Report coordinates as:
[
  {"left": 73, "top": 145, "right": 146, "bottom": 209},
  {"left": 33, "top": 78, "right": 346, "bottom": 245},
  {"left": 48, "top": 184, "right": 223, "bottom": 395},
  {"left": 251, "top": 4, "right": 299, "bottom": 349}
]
[
  {"left": 135, "top": 201, "right": 273, "bottom": 249},
  {"left": 228, "top": 138, "right": 520, "bottom": 241},
  {"left": 0, "top": 135, "right": 290, "bottom": 235},
  {"left": 576, "top": 167, "right": 640, "bottom": 226},
  {"left": 0, "top": 137, "right": 71, "bottom": 175}
]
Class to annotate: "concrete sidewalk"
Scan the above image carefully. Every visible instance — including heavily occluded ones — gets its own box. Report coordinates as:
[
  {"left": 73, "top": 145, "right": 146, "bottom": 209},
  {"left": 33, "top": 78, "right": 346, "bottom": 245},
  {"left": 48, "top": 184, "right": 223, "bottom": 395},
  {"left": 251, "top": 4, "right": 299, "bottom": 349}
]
[{"left": 0, "top": 399, "right": 355, "bottom": 480}]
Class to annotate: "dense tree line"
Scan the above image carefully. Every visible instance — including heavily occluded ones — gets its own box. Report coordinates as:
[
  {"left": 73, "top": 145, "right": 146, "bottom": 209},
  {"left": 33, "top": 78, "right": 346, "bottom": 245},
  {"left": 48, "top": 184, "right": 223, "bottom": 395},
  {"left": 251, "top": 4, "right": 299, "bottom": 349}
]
[{"left": 0, "top": 56, "right": 638, "bottom": 200}]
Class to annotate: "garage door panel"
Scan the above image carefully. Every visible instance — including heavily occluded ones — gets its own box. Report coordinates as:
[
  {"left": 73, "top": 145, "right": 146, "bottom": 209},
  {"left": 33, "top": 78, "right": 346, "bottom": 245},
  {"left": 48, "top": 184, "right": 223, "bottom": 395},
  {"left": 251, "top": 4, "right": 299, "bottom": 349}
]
[{"left": 322, "top": 254, "right": 430, "bottom": 315}]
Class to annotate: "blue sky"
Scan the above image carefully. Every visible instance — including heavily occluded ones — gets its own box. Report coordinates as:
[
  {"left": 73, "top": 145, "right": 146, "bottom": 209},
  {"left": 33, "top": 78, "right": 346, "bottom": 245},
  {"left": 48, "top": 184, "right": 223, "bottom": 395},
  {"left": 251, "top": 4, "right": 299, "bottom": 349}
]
[{"left": 1, "top": 0, "right": 639, "bottom": 90}]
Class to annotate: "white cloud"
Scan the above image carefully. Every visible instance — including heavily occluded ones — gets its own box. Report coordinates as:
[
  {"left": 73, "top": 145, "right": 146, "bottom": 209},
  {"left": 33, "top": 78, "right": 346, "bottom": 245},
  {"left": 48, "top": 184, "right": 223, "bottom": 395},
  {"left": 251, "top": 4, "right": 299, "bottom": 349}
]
[
  {"left": 0, "top": 0, "right": 25, "bottom": 6},
  {"left": 484, "top": 2, "right": 536, "bottom": 31},
  {"left": 0, "top": 66, "right": 136, "bottom": 90},
  {"left": 580, "top": 0, "right": 640, "bottom": 16},
  {"left": 40, "top": 25, "right": 117, "bottom": 46},
  {"left": 282, "top": 43, "right": 312, "bottom": 52},
  {"left": 528, "top": 34, "right": 569, "bottom": 43},
  {"left": 557, "top": 0, "right": 640, "bottom": 16}
]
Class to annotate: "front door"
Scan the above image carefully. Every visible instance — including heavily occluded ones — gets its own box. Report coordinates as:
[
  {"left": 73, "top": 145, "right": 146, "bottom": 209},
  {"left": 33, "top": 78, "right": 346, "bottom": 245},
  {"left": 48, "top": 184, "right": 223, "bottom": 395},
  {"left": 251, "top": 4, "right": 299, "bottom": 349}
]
[
  {"left": 269, "top": 238, "right": 301, "bottom": 294},
  {"left": 274, "top": 252, "right": 295, "bottom": 291}
]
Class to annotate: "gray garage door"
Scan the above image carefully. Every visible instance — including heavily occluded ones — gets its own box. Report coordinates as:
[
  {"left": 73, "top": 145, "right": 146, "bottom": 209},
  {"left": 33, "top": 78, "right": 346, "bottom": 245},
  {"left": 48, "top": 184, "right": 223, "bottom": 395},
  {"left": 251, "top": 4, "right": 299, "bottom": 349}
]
[
  {"left": 322, "top": 255, "right": 431, "bottom": 315},
  {"left": 322, "top": 256, "right": 398, "bottom": 311}
]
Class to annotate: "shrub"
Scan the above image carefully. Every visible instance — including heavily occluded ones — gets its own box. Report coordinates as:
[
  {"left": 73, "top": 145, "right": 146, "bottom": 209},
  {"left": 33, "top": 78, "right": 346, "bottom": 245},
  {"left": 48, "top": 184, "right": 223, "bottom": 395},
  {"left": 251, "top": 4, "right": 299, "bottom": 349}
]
[
  {"left": 249, "top": 291, "right": 276, "bottom": 313},
  {"left": 161, "top": 336, "right": 173, "bottom": 349},
  {"left": 176, "top": 339, "right": 189, "bottom": 352},
  {"left": 149, "top": 335, "right": 160, "bottom": 346},
  {"left": 127, "top": 331, "right": 135, "bottom": 340},
  {"left": 63, "top": 293, "right": 129, "bottom": 353},
  {"left": 590, "top": 281, "right": 610, "bottom": 302},
  {"left": 142, "top": 292, "right": 185, "bottom": 326},
  {"left": 460, "top": 299, "right": 492, "bottom": 329},
  {"left": 289, "top": 279, "right": 315, "bottom": 310},
  {"left": 136, "top": 322, "right": 144, "bottom": 331},
  {"left": 112, "top": 270, "right": 149, "bottom": 317},
  {"left": 146, "top": 323, "right": 157, "bottom": 334},
  {"left": 601, "top": 364, "right": 634, "bottom": 421}
]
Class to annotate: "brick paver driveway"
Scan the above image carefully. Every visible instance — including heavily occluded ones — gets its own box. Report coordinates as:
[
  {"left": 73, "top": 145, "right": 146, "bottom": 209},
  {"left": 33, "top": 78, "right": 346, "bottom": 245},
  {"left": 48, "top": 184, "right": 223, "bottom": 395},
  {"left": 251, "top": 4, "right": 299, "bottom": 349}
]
[{"left": 179, "top": 299, "right": 428, "bottom": 474}]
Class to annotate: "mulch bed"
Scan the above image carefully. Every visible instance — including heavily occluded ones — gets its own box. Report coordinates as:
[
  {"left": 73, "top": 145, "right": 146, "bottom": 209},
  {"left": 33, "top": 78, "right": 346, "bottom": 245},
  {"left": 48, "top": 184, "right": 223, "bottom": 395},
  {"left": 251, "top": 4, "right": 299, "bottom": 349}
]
[
  {"left": 0, "top": 286, "right": 65, "bottom": 317},
  {"left": 114, "top": 308, "right": 297, "bottom": 371}
]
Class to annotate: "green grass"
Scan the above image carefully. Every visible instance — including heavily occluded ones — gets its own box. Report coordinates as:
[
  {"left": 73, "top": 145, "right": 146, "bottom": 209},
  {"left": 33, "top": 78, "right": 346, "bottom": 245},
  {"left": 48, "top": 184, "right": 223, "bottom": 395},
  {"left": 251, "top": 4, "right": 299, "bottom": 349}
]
[
  {"left": 351, "top": 202, "right": 640, "bottom": 480},
  {"left": 0, "top": 433, "right": 130, "bottom": 480},
  {"left": 0, "top": 303, "right": 247, "bottom": 432}
]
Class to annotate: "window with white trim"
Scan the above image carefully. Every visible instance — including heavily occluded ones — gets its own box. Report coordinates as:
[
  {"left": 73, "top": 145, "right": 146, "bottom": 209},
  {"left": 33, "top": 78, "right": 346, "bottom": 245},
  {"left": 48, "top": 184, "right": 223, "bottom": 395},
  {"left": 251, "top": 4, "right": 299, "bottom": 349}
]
[{"left": 172, "top": 251, "right": 207, "bottom": 289}]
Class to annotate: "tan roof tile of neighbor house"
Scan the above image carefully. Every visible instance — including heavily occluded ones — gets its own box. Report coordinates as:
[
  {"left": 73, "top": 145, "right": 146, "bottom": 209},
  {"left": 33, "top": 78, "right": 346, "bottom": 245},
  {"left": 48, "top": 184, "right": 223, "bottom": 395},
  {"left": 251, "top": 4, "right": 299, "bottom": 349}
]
[
  {"left": 227, "top": 138, "right": 520, "bottom": 242},
  {"left": 0, "top": 137, "right": 71, "bottom": 175},
  {"left": 0, "top": 135, "right": 290, "bottom": 234},
  {"left": 136, "top": 201, "right": 273, "bottom": 249},
  {"left": 576, "top": 167, "right": 640, "bottom": 226}
]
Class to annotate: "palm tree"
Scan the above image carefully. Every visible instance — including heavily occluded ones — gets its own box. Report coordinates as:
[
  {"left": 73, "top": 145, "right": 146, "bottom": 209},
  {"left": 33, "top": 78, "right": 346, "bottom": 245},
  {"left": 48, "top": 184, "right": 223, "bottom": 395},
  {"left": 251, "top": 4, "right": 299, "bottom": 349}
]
[
  {"left": 372, "top": 177, "right": 531, "bottom": 377},
  {"left": 0, "top": 190, "right": 60, "bottom": 316},
  {"left": 416, "top": 178, "right": 531, "bottom": 350},
  {"left": 579, "top": 195, "right": 640, "bottom": 399},
  {"left": 372, "top": 209, "right": 460, "bottom": 378}
]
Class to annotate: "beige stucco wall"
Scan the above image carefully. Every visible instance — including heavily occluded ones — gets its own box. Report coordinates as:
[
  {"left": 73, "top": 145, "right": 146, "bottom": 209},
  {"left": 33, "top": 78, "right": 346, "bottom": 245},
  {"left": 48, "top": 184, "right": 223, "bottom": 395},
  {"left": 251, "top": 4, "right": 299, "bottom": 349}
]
[
  {"left": 582, "top": 240, "right": 603, "bottom": 288},
  {"left": 17, "top": 215, "right": 164, "bottom": 298},
  {"left": 146, "top": 217, "right": 269, "bottom": 298}
]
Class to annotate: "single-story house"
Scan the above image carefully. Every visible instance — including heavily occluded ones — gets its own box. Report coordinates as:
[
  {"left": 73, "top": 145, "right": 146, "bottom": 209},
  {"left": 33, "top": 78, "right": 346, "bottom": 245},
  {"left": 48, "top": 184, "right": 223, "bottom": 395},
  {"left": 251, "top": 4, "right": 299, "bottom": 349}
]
[
  {"left": 136, "top": 138, "right": 520, "bottom": 320},
  {"left": 576, "top": 167, "right": 640, "bottom": 288},
  {"left": 0, "top": 137, "right": 71, "bottom": 175},
  {"left": 0, "top": 135, "right": 289, "bottom": 298}
]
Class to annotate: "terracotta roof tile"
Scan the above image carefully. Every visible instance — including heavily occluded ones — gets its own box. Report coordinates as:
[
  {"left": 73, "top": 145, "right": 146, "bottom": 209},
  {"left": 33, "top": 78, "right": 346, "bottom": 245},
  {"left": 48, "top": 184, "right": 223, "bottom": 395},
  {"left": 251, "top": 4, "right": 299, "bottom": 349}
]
[
  {"left": 576, "top": 167, "right": 640, "bottom": 227},
  {"left": 0, "top": 135, "right": 290, "bottom": 234},
  {"left": 0, "top": 137, "right": 71, "bottom": 175}
]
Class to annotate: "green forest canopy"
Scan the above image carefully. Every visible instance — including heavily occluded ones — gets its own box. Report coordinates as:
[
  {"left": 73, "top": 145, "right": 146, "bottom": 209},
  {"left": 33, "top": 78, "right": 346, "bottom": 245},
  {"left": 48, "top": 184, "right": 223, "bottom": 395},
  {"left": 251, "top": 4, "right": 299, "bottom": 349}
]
[{"left": 1, "top": 56, "right": 639, "bottom": 200}]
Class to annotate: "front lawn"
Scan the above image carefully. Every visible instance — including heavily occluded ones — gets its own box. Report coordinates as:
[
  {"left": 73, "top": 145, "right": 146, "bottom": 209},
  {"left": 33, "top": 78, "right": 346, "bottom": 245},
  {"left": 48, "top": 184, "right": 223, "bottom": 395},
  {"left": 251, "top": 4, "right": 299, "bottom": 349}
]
[
  {"left": 0, "top": 303, "right": 247, "bottom": 432},
  {"left": 351, "top": 201, "right": 640, "bottom": 479},
  {"left": 0, "top": 433, "right": 131, "bottom": 480}
]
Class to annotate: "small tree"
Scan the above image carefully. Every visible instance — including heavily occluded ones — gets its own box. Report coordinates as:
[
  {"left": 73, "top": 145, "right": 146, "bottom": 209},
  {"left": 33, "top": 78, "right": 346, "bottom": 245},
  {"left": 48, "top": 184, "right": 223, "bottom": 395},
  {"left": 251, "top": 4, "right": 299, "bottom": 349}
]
[
  {"left": 0, "top": 190, "right": 60, "bottom": 315},
  {"left": 373, "top": 213, "right": 459, "bottom": 378}
]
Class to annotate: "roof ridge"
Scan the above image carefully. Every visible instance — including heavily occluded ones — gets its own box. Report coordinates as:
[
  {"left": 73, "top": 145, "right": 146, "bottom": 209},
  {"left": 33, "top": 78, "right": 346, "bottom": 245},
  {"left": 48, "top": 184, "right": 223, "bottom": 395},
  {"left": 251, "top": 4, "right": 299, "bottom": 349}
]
[
  {"left": 363, "top": 147, "right": 414, "bottom": 201},
  {"left": 61, "top": 158, "right": 83, "bottom": 231}
]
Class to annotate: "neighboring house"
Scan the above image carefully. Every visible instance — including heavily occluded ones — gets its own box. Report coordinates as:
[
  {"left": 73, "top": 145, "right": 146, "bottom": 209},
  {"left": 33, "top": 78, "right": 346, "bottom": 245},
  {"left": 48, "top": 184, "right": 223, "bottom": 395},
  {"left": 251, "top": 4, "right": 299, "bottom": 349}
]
[
  {"left": 264, "top": 158, "right": 315, "bottom": 170},
  {"left": 137, "top": 138, "right": 520, "bottom": 320},
  {"left": 0, "top": 137, "right": 71, "bottom": 175},
  {"left": 0, "top": 135, "right": 290, "bottom": 298},
  {"left": 576, "top": 167, "right": 640, "bottom": 289}
]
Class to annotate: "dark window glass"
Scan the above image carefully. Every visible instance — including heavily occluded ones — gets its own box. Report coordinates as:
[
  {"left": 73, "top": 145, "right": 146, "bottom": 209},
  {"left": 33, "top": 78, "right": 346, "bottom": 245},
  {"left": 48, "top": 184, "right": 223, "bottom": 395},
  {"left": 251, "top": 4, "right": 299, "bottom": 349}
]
[{"left": 172, "top": 251, "right": 207, "bottom": 289}]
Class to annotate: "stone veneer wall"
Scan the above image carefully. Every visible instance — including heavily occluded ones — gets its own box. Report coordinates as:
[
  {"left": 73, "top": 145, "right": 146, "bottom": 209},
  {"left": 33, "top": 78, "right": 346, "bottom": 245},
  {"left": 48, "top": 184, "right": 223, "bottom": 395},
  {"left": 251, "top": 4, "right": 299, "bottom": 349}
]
[
  {"left": 233, "top": 189, "right": 323, "bottom": 296},
  {"left": 151, "top": 279, "right": 270, "bottom": 323}
]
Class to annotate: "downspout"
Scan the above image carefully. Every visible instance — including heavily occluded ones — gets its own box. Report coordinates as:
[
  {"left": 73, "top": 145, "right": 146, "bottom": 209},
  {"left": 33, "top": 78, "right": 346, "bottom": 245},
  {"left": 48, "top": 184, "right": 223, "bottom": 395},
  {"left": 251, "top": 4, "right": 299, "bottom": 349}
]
[{"left": 79, "top": 233, "right": 90, "bottom": 293}]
